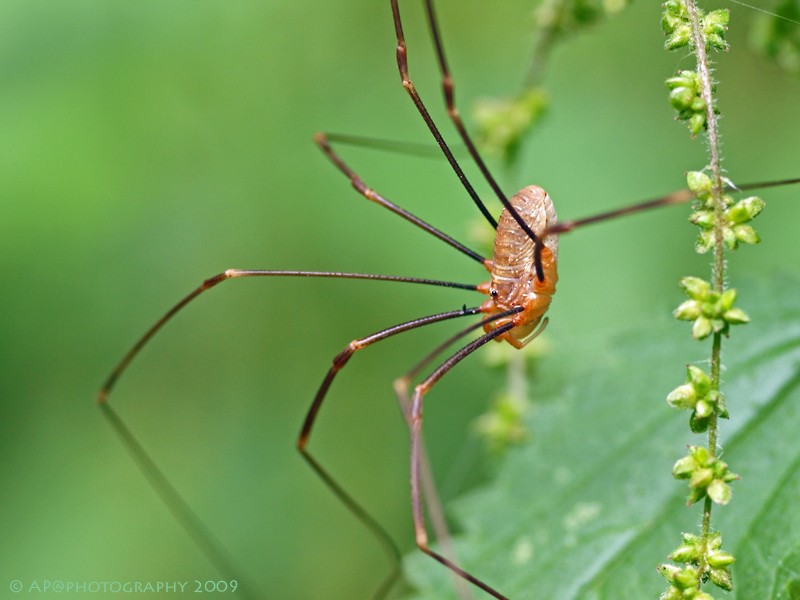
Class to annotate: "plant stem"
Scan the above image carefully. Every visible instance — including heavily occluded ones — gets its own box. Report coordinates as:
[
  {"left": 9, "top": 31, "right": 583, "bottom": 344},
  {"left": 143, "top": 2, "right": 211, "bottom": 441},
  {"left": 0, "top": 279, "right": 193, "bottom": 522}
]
[{"left": 685, "top": 0, "right": 726, "bottom": 574}]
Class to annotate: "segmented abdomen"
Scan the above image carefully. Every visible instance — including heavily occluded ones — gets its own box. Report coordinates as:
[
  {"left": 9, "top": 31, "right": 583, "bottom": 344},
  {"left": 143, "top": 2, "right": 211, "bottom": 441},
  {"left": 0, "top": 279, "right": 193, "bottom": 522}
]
[{"left": 491, "top": 185, "right": 558, "bottom": 309}]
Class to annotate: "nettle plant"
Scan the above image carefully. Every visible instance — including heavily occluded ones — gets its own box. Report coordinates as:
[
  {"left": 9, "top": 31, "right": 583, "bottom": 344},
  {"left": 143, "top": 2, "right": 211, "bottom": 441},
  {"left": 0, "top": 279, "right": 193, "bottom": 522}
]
[
  {"left": 403, "top": 2, "right": 800, "bottom": 600},
  {"left": 97, "top": 1, "right": 799, "bottom": 599},
  {"left": 657, "top": 2, "right": 752, "bottom": 598}
]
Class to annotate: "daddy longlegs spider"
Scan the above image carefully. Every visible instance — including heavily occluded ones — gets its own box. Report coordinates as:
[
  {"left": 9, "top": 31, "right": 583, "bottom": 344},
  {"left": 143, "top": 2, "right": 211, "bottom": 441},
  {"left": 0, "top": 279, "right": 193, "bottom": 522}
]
[{"left": 97, "top": 0, "right": 800, "bottom": 598}]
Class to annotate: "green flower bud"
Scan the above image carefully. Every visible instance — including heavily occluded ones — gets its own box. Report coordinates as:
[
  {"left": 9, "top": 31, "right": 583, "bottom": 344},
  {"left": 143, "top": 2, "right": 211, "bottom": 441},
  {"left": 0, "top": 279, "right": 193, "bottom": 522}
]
[
  {"left": 706, "top": 8, "right": 730, "bottom": 26},
  {"left": 689, "top": 445, "right": 710, "bottom": 463},
  {"left": 723, "top": 470, "right": 740, "bottom": 483},
  {"left": 742, "top": 195, "right": 764, "bottom": 217},
  {"left": 709, "top": 566, "right": 733, "bottom": 591},
  {"left": 690, "top": 112, "right": 706, "bottom": 135},
  {"left": 734, "top": 224, "right": 760, "bottom": 244},
  {"left": 658, "top": 563, "right": 682, "bottom": 583},
  {"left": 727, "top": 196, "right": 765, "bottom": 223},
  {"left": 662, "top": 0, "right": 689, "bottom": 28},
  {"left": 669, "top": 543, "right": 699, "bottom": 563},
  {"left": 719, "top": 288, "right": 737, "bottom": 311},
  {"left": 666, "top": 26, "right": 693, "bottom": 50},
  {"left": 670, "top": 86, "right": 695, "bottom": 110},
  {"left": 687, "top": 485, "right": 707, "bottom": 505},
  {"left": 707, "top": 478, "right": 732, "bottom": 505},
  {"left": 723, "top": 307, "right": 750, "bottom": 324},
  {"left": 690, "top": 467, "right": 714, "bottom": 489},
  {"left": 701, "top": 299, "right": 716, "bottom": 317},
  {"left": 692, "top": 316, "right": 713, "bottom": 340},
  {"left": 705, "top": 32, "right": 728, "bottom": 51},
  {"left": 690, "top": 411, "right": 711, "bottom": 433},
  {"left": 673, "top": 566, "right": 700, "bottom": 589},
  {"left": 703, "top": 9, "right": 730, "bottom": 51},
  {"left": 673, "top": 455, "right": 698, "bottom": 479},
  {"left": 717, "top": 396, "right": 729, "bottom": 419},
  {"left": 683, "top": 532, "right": 700, "bottom": 544},
  {"left": 694, "top": 399, "right": 714, "bottom": 418},
  {"left": 690, "top": 96, "right": 707, "bottom": 113},
  {"left": 708, "top": 550, "right": 735, "bottom": 568},
  {"left": 674, "top": 300, "right": 702, "bottom": 320},
  {"left": 690, "top": 209, "right": 715, "bottom": 229},
  {"left": 666, "top": 72, "right": 695, "bottom": 89},
  {"left": 659, "top": 585, "right": 683, "bottom": 600},
  {"left": 474, "top": 88, "right": 549, "bottom": 164},
  {"left": 723, "top": 225, "right": 739, "bottom": 250},
  {"left": 687, "top": 365, "right": 711, "bottom": 395},
  {"left": 680, "top": 277, "right": 711, "bottom": 299},
  {"left": 695, "top": 229, "right": 715, "bottom": 253},
  {"left": 721, "top": 192, "right": 735, "bottom": 208},
  {"left": 710, "top": 317, "right": 727, "bottom": 333},
  {"left": 686, "top": 171, "right": 713, "bottom": 193},
  {"left": 667, "top": 383, "right": 697, "bottom": 409}
]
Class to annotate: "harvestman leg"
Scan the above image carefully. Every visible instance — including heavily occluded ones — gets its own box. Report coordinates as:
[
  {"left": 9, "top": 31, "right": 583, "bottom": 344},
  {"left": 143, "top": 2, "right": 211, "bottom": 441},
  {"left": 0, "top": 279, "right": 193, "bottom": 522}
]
[
  {"left": 392, "top": 319, "right": 519, "bottom": 600},
  {"left": 96, "top": 272, "right": 485, "bottom": 600},
  {"left": 390, "top": 0, "right": 548, "bottom": 281},
  {"left": 314, "top": 132, "right": 488, "bottom": 267},
  {"left": 296, "top": 307, "right": 483, "bottom": 600},
  {"left": 315, "top": 128, "right": 490, "bottom": 598},
  {"left": 421, "top": 0, "right": 512, "bottom": 220},
  {"left": 97, "top": 134, "right": 497, "bottom": 600}
]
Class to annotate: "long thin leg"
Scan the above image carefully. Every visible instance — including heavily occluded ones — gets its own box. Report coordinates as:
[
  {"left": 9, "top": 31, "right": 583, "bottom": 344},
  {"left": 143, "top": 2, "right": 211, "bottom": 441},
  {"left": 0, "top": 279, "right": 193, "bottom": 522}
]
[
  {"left": 392, "top": 309, "right": 523, "bottom": 600},
  {"left": 100, "top": 403, "right": 263, "bottom": 600},
  {"left": 98, "top": 278, "right": 484, "bottom": 599},
  {"left": 316, "top": 133, "right": 487, "bottom": 266},
  {"left": 297, "top": 306, "right": 483, "bottom": 446},
  {"left": 297, "top": 307, "right": 522, "bottom": 600},
  {"left": 323, "top": 132, "right": 465, "bottom": 160},
  {"left": 388, "top": 0, "right": 497, "bottom": 230},
  {"left": 423, "top": 0, "right": 510, "bottom": 219},
  {"left": 533, "top": 176, "right": 800, "bottom": 270},
  {"left": 398, "top": 322, "right": 518, "bottom": 600},
  {"left": 737, "top": 176, "right": 800, "bottom": 192},
  {"left": 97, "top": 270, "right": 479, "bottom": 403},
  {"left": 413, "top": 429, "right": 476, "bottom": 600},
  {"left": 295, "top": 306, "right": 482, "bottom": 600},
  {"left": 390, "top": 0, "right": 547, "bottom": 281}
]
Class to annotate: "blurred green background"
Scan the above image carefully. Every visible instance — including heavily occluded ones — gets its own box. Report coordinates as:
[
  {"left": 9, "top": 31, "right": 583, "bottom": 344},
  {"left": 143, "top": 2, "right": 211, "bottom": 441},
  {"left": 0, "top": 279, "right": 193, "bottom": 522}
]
[{"left": 1, "top": 1, "right": 798, "bottom": 599}]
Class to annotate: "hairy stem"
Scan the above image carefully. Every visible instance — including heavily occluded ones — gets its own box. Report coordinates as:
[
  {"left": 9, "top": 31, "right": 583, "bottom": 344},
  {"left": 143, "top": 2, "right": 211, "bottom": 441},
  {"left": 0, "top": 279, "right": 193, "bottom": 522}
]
[{"left": 685, "top": 0, "right": 725, "bottom": 575}]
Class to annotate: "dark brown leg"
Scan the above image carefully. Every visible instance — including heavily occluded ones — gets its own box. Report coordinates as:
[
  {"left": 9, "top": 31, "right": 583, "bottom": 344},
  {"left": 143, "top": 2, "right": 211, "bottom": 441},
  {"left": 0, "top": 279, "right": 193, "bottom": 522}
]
[
  {"left": 297, "top": 306, "right": 482, "bottom": 447},
  {"left": 390, "top": 0, "right": 547, "bottom": 279},
  {"left": 99, "top": 403, "right": 263, "bottom": 600},
  {"left": 97, "top": 270, "right": 479, "bottom": 404},
  {"left": 395, "top": 386, "right": 476, "bottom": 600},
  {"left": 297, "top": 307, "right": 523, "bottom": 600},
  {"left": 547, "top": 176, "right": 800, "bottom": 236},
  {"left": 422, "top": 0, "right": 509, "bottom": 217},
  {"left": 388, "top": 0, "right": 497, "bottom": 230},
  {"left": 531, "top": 177, "right": 800, "bottom": 273},
  {"left": 397, "top": 320, "right": 518, "bottom": 600},
  {"left": 296, "top": 306, "right": 484, "bottom": 600},
  {"left": 315, "top": 132, "right": 487, "bottom": 266}
]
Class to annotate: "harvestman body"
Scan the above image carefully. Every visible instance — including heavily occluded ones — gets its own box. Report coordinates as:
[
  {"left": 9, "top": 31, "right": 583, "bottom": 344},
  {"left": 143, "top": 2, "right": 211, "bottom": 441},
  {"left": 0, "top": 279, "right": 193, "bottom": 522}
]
[
  {"left": 480, "top": 186, "right": 558, "bottom": 348},
  {"left": 97, "top": 0, "right": 800, "bottom": 599}
]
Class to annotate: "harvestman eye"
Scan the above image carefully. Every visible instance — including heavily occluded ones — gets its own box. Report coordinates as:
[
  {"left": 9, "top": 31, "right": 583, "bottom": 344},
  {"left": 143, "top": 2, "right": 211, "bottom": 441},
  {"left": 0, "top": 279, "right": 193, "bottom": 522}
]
[{"left": 97, "top": 1, "right": 800, "bottom": 599}]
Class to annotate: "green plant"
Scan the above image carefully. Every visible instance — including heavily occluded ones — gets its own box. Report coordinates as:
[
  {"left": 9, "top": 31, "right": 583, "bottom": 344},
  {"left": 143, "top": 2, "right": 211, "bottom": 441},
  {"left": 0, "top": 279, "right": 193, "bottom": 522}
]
[{"left": 404, "top": 2, "right": 800, "bottom": 599}]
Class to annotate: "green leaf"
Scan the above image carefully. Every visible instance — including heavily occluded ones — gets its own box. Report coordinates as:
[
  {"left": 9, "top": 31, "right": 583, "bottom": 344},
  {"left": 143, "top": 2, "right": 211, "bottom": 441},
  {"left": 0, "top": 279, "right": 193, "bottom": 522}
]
[{"left": 404, "top": 275, "right": 800, "bottom": 600}]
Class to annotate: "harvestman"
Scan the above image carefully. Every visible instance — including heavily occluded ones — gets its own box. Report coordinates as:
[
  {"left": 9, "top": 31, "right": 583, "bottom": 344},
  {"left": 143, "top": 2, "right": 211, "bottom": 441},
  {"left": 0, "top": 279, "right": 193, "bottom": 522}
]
[{"left": 97, "top": 0, "right": 800, "bottom": 598}]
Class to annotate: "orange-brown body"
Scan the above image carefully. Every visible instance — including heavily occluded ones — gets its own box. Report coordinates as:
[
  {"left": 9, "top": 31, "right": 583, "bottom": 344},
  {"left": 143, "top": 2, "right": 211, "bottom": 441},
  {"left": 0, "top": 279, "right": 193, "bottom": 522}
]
[{"left": 479, "top": 185, "right": 559, "bottom": 348}]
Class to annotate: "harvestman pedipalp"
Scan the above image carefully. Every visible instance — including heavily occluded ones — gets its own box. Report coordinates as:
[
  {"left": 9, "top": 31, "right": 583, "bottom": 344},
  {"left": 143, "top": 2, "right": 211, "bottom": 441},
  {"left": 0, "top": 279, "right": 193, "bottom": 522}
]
[{"left": 97, "top": 1, "right": 800, "bottom": 599}]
